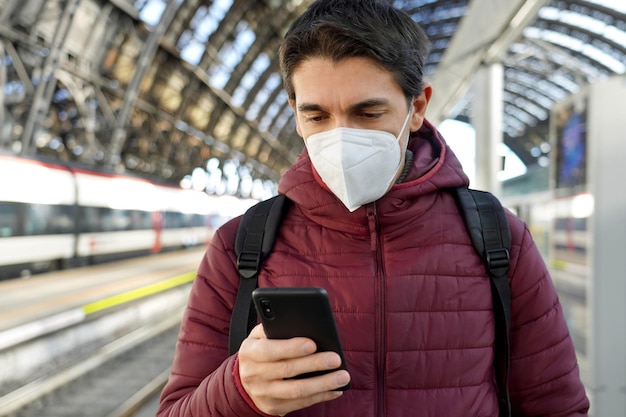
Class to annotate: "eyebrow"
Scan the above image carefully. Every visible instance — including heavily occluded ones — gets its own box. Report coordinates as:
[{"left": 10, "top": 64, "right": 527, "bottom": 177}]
[
  {"left": 297, "top": 103, "right": 324, "bottom": 112},
  {"left": 297, "top": 98, "right": 390, "bottom": 113}
]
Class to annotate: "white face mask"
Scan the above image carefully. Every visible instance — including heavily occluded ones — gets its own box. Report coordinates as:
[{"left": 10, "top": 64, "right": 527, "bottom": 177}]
[{"left": 305, "top": 110, "right": 412, "bottom": 212}]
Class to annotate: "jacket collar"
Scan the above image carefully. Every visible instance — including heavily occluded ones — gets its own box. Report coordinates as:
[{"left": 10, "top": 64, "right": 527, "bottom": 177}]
[{"left": 277, "top": 119, "right": 470, "bottom": 234}]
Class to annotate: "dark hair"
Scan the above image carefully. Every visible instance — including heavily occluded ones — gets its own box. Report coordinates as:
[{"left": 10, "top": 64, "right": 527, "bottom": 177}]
[{"left": 279, "top": 0, "right": 431, "bottom": 102}]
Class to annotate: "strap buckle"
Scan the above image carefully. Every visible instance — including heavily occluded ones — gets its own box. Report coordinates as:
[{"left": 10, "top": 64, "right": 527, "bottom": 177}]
[
  {"left": 237, "top": 251, "right": 262, "bottom": 279},
  {"left": 486, "top": 248, "right": 510, "bottom": 271}
]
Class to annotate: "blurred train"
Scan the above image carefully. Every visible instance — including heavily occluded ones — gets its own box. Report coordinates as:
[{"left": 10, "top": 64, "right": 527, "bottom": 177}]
[
  {"left": 500, "top": 188, "right": 593, "bottom": 267},
  {"left": 0, "top": 153, "right": 255, "bottom": 280}
]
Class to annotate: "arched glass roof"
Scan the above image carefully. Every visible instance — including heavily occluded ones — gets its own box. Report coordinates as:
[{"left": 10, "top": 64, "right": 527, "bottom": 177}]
[{"left": 0, "top": 0, "right": 624, "bottom": 196}]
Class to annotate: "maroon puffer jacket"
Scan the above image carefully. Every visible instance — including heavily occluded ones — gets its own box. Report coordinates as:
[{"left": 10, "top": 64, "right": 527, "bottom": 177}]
[{"left": 157, "top": 120, "right": 589, "bottom": 417}]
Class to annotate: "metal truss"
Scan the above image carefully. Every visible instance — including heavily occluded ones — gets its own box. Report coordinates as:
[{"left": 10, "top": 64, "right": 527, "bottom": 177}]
[{"left": 0, "top": 0, "right": 625, "bottom": 190}]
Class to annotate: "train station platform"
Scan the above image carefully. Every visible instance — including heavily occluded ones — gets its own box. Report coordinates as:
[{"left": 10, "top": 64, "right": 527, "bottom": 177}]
[
  {"left": 0, "top": 247, "right": 205, "bottom": 343},
  {"left": 0, "top": 248, "right": 208, "bottom": 417}
]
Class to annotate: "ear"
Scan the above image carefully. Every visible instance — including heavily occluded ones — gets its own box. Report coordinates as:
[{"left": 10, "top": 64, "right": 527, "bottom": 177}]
[
  {"left": 409, "top": 83, "right": 433, "bottom": 132},
  {"left": 289, "top": 99, "right": 303, "bottom": 137}
]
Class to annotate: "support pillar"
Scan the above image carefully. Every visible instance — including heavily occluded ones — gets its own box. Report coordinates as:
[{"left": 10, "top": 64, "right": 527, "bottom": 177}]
[
  {"left": 0, "top": 40, "right": 5, "bottom": 147},
  {"left": 587, "top": 76, "right": 626, "bottom": 417},
  {"left": 472, "top": 62, "right": 504, "bottom": 196}
]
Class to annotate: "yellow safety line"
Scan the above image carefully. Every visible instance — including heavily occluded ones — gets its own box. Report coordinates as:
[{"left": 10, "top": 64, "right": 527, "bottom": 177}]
[{"left": 81, "top": 271, "right": 197, "bottom": 315}]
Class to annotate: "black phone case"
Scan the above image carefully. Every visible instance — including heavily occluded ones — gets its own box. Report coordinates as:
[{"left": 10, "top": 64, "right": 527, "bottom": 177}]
[{"left": 251, "top": 287, "right": 350, "bottom": 390}]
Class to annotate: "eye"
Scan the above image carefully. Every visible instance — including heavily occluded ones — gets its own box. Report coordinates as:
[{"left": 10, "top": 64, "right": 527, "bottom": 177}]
[
  {"left": 304, "top": 114, "right": 327, "bottom": 123},
  {"left": 359, "top": 112, "right": 383, "bottom": 120}
]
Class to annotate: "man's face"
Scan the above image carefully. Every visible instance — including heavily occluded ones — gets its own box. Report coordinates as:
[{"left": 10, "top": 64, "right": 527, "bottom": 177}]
[{"left": 290, "top": 56, "right": 430, "bottom": 145}]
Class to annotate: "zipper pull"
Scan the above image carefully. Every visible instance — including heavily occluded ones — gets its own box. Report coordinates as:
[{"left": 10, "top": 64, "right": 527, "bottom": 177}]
[{"left": 366, "top": 203, "right": 377, "bottom": 252}]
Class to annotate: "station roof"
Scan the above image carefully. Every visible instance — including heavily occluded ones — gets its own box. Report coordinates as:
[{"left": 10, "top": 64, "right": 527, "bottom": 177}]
[{"left": 1, "top": 0, "right": 624, "bottom": 195}]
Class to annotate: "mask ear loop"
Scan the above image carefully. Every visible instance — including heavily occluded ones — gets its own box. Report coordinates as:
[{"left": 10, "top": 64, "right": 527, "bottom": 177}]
[
  {"left": 386, "top": 107, "right": 414, "bottom": 187},
  {"left": 396, "top": 106, "right": 413, "bottom": 142}
]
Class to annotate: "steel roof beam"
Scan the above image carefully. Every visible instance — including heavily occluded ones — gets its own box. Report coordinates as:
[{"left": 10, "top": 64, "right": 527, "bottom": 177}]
[
  {"left": 426, "top": 0, "right": 550, "bottom": 125},
  {"left": 107, "top": 0, "right": 181, "bottom": 166}
]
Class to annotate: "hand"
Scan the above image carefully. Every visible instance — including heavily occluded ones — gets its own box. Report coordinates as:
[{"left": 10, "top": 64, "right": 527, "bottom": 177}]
[{"left": 238, "top": 324, "right": 351, "bottom": 416}]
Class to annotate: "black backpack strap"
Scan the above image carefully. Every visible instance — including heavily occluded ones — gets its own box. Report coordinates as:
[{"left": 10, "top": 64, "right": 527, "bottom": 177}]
[
  {"left": 453, "top": 187, "right": 512, "bottom": 417},
  {"left": 228, "top": 194, "right": 289, "bottom": 355}
]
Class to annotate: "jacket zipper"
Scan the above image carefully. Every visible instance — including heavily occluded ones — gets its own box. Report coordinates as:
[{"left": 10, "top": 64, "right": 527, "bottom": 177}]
[{"left": 367, "top": 203, "right": 385, "bottom": 417}]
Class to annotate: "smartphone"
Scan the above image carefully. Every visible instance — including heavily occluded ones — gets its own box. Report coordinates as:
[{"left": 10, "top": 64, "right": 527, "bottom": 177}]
[{"left": 252, "top": 286, "right": 350, "bottom": 390}]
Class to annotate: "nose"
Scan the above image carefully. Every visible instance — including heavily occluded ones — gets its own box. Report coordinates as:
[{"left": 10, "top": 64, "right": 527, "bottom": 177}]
[{"left": 333, "top": 115, "right": 351, "bottom": 129}]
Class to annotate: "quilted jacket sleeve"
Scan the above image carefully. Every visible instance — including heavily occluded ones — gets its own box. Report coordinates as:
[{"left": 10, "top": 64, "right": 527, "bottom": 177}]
[
  {"left": 156, "top": 219, "right": 266, "bottom": 417},
  {"left": 507, "top": 217, "right": 589, "bottom": 416}
]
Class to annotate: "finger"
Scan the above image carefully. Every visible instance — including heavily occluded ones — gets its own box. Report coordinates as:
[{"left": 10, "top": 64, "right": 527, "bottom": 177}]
[
  {"left": 239, "top": 346, "right": 345, "bottom": 396},
  {"left": 247, "top": 323, "right": 267, "bottom": 339},
  {"left": 273, "top": 351, "right": 343, "bottom": 380},
  {"left": 240, "top": 351, "right": 335, "bottom": 387},
  {"left": 258, "top": 389, "right": 344, "bottom": 417},
  {"left": 251, "top": 359, "right": 349, "bottom": 399},
  {"left": 279, "top": 369, "right": 351, "bottom": 397},
  {"left": 251, "top": 370, "right": 350, "bottom": 416},
  {"left": 246, "top": 324, "right": 317, "bottom": 360},
  {"left": 246, "top": 335, "right": 317, "bottom": 362}
]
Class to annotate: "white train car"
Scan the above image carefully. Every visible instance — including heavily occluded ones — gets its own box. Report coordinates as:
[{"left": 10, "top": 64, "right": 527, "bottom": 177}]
[
  {"left": 0, "top": 154, "right": 221, "bottom": 279},
  {"left": 0, "top": 155, "right": 77, "bottom": 276},
  {"left": 73, "top": 168, "right": 162, "bottom": 260},
  {"left": 156, "top": 185, "right": 214, "bottom": 250}
]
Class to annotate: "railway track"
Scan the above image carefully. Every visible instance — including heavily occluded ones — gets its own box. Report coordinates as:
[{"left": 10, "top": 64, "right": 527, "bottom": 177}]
[{"left": 0, "top": 313, "right": 181, "bottom": 417}]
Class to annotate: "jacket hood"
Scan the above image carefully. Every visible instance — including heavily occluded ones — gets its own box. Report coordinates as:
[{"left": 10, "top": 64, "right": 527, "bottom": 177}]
[{"left": 277, "top": 119, "right": 470, "bottom": 234}]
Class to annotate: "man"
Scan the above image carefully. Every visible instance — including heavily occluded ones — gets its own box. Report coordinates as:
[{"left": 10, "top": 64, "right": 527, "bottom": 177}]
[{"left": 157, "top": 0, "right": 590, "bottom": 416}]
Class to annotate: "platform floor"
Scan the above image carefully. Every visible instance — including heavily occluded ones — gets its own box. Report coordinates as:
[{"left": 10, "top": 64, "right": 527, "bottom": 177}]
[{"left": 0, "top": 247, "right": 206, "bottom": 334}]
